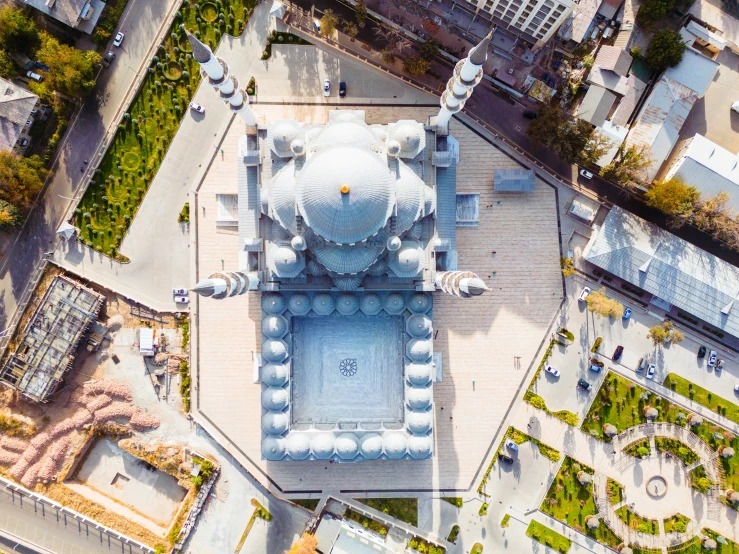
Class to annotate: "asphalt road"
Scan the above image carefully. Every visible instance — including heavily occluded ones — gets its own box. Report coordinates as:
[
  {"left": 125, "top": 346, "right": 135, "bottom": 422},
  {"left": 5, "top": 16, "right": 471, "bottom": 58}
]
[{"left": 0, "top": 0, "right": 178, "bottom": 333}]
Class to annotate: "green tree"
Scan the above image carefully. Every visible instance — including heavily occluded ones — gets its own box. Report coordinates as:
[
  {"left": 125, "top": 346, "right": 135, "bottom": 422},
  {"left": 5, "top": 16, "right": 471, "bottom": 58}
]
[
  {"left": 600, "top": 144, "right": 653, "bottom": 187},
  {"left": 585, "top": 288, "right": 624, "bottom": 318},
  {"left": 646, "top": 30, "right": 686, "bottom": 73},
  {"left": 319, "top": 9, "right": 339, "bottom": 37},
  {"left": 34, "top": 33, "right": 102, "bottom": 97},
  {"left": 419, "top": 38, "right": 439, "bottom": 61},
  {"left": 403, "top": 56, "right": 431, "bottom": 76},
  {"left": 636, "top": 0, "right": 676, "bottom": 28},
  {"left": 0, "top": 49, "right": 15, "bottom": 78},
  {"left": 0, "top": 6, "right": 40, "bottom": 53},
  {"left": 0, "top": 199, "right": 20, "bottom": 228},
  {"left": 579, "top": 132, "right": 613, "bottom": 167},
  {"left": 354, "top": 0, "right": 368, "bottom": 27},
  {"left": 645, "top": 177, "right": 699, "bottom": 219},
  {"left": 0, "top": 151, "right": 47, "bottom": 213},
  {"left": 342, "top": 20, "right": 358, "bottom": 38},
  {"left": 528, "top": 103, "right": 605, "bottom": 165}
]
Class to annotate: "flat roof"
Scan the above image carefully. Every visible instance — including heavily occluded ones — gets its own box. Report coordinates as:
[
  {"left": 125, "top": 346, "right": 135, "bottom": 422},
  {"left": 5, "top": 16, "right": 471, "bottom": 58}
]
[
  {"left": 493, "top": 169, "right": 536, "bottom": 191},
  {"left": 578, "top": 85, "right": 617, "bottom": 127}
]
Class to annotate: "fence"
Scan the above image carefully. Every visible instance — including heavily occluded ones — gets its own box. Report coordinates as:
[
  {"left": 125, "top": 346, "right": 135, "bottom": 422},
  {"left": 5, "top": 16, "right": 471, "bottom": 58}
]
[{"left": 0, "top": 259, "right": 48, "bottom": 359}]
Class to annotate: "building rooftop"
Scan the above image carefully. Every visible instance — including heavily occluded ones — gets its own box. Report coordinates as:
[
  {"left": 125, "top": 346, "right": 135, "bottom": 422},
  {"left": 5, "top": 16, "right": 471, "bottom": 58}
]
[
  {"left": 598, "top": 0, "right": 622, "bottom": 19},
  {"left": 493, "top": 169, "right": 536, "bottom": 191},
  {"left": 560, "top": 0, "right": 601, "bottom": 43},
  {"left": 595, "top": 45, "right": 633, "bottom": 77},
  {"left": 578, "top": 85, "right": 617, "bottom": 127},
  {"left": 665, "top": 47, "right": 720, "bottom": 96},
  {"left": 584, "top": 206, "right": 739, "bottom": 338},
  {"left": 689, "top": 0, "right": 739, "bottom": 47},
  {"left": 609, "top": 74, "right": 647, "bottom": 127},
  {"left": 0, "top": 78, "right": 38, "bottom": 152},
  {"left": 23, "top": 0, "right": 104, "bottom": 33},
  {"left": 681, "top": 19, "right": 727, "bottom": 52}
]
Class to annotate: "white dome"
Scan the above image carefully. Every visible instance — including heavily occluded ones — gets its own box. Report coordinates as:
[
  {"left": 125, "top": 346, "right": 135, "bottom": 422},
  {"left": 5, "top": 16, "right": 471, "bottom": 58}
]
[
  {"left": 387, "top": 139, "right": 401, "bottom": 157},
  {"left": 407, "top": 411, "right": 433, "bottom": 434},
  {"left": 291, "top": 235, "right": 307, "bottom": 251},
  {"left": 262, "top": 293, "right": 286, "bottom": 314},
  {"left": 311, "top": 121, "right": 381, "bottom": 151},
  {"left": 262, "top": 363, "right": 289, "bottom": 386},
  {"left": 359, "top": 433, "right": 383, "bottom": 460},
  {"left": 387, "top": 236, "right": 402, "bottom": 251},
  {"left": 333, "top": 274, "right": 363, "bottom": 290},
  {"left": 288, "top": 293, "right": 311, "bottom": 315},
  {"left": 268, "top": 163, "right": 299, "bottom": 234},
  {"left": 388, "top": 120, "right": 426, "bottom": 158},
  {"left": 384, "top": 293, "right": 406, "bottom": 315},
  {"left": 409, "top": 292, "right": 431, "bottom": 313},
  {"left": 262, "top": 411, "right": 289, "bottom": 435},
  {"left": 406, "top": 363, "right": 432, "bottom": 386},
  {"left": 336, "top": 293, "right": 359, "bottom": 315},
  {"left": 297, "top": 146, "right": 394, "bottom": 244},
  {"left": 312, "top": 293, "right": 335, "bottom": 316},
  {"left": 311, "top": 433, "right": 335, "bottom": 460},
  {"left": 268, "top": 244, "right": 305, "bottom": 278},
  {"left": 290, "top": 138, "right": 305, "bottom": 157},
  {"left": 262, "top": 437, "right": 286, "bottom": 460},
  {"left": 407, "top": 339, "right": 432, "bottom": 362},
  {"left": 384, "top": 432, "right": 408, "bottom": 459},
  {"left": 262, "top": 339, "right": 288, "bottom": 362},
  {"left": 262, "top": 315, "right": 288, "bottom": 338},
  {"left": 360, "top": 293, "right": 382, "bottom": 315},
  {"left": 270, "top": 120, "right": 302, "bottom": 156},
  {"left": 261, "top": 386, "right": 288, "bottom": 410},
  {"left": 408, "top": 434, "right": 433, "bottom": 459},
  {"left": 406, "top": 315, "right": 432, "bottom": 338},
  {"left": 407, "top": 387, "right": 432, "bottom": 409},
  {"left": 335, "top": 433, "right": 359, "bottom": 460},
  {"left": 286, "top": 433, "right": 311, "bottom": 460},
  {"left": 389, "top": 241, "right": 425, "bottom": 278}
]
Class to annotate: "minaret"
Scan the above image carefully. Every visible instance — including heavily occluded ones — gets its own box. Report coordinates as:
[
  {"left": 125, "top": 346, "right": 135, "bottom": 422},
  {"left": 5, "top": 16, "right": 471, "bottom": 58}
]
[
  {"left": 186, "top": 31, "right": 257, "bottom": 126},
  {"left": 435, "top": 271, "right": 490, "bottom": 298},
  {"left": 192, "top": 271, "right": 259, "bottom": 299},
  {"left": 434, "top": 31, "right": 492, "bottom": 130}
]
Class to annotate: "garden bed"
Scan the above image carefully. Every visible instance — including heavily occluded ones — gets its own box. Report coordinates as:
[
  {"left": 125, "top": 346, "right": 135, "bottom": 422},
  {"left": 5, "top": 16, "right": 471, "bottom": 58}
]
[
  {"left": 344, "top": 508, "right": 388, "bottom": 536},
  {"left": 526, "top": 520, "right": 571, "bottom": 553},
  {"left": 607, "top": 478, "right": 624, "bottom": 505},
  {"left": 624, "top": 438, "right": 651, "bottom": 458},
  {"left": 665, "top": 373, "right": 739, "bottom": 425},
  {"left": 654, "top": 437, "right": 699, "bottom": 465},
  {"left": 615, "top": 506, "right": 659, "bottom": 534},
  {"left": 355, "top": 498, "right": 417, "bottom": 526},
  {"left": 663, "top": 514, "right": 690, "bottom": 534}
]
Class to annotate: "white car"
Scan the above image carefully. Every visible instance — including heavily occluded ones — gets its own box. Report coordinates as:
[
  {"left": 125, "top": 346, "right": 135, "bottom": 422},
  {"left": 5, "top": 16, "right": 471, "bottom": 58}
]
[
  {"left": 732, "top": 100, "right": 739, "bottom": 114},
  {"left": 544, "top": 365, "right": 560, "bottom": 378},
  {"left": 505, "top": 438, "right": 519, "bottom": 451},
  {"left": 708, "top": 350, "right": 717, "bottom": 367},
  {"left": 579, "top": 169, "right": 594, "bottom": 179},
  {"left": 323, "top": 79, "right": 330, "bottom": 97},
  {"left": 189, "top": 102, "right": 205, "bottom": 114},
  {"left": 579, "top": 287, "right": 591, "bottom": 302},
  {"left": 172, "top": 288, "right": 188, "bottom": 296},
  {"left": 174, "top": 296, "right": 190, "bottom": 304},
  {"left": 113, "top": 32, "right": 125, "bottom": 47},
  {"left": 646, "top": 364, "right": 656, "bottom": 380}
]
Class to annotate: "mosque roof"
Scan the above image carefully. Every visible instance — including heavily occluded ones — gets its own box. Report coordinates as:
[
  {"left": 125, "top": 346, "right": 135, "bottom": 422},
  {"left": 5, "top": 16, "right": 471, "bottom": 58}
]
[{"left": 387, "top": 120, "right": 426, "bottom": 159}]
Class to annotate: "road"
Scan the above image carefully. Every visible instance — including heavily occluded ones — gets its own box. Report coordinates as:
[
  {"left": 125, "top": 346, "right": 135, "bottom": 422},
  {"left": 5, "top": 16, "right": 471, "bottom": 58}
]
[{"left": 0, "top": 0, "right": 178, "bottom": 333}]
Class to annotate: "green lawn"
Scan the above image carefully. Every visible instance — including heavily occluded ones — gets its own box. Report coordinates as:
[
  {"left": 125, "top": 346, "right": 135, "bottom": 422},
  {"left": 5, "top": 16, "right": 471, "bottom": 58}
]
[
  {"left": 293, "top": 499, "right": 319, "bottom": 511},
  {"left": 663, "top": 514, "right": 690, "bottom": 534},
  {"left": 441, "top": 497, "right": 463, "bottom": 508},
  {"left": 540, "top": 457, "right": 622, "bottom": 548},
  {"left": 703, "top": 528, "right": 739, "bottom": 553},
  {"left": 356, "top": 498, "right": 417, "bottom": 526},
  {"left": 615, "top": 506, "right": 659, "bottom": 534},
  {"left": 654, "top": 437, "right": 699, "bottom": 465},
  {"left": 624, "top": 438, "right": 650, "bottom": 458},
  {"left": 665, "top": 373, "right": 739, "bottom": 425},
  {"left": 689, "top": 465, "right": 715, "bottom": 493},
  {"left": 526, "top": 521, "right": 571, "bottom": 553},
  {"left": 344, "top": 508, "right": 388, "bottom": 536},
  {"left": 667, "top": 537, "right": 702, "bottom": 553},
  {"left": 607, "top": 478, "right": 624, "bottom": 505},
  {"left": 582, "top": 372, "right": 685, "bottom": 440},
  {"left": 631, "top": 547, "right": 664, "bottom": 554},
  {"left": 75, "top": 0, "right": 255, "bottom": 260}
]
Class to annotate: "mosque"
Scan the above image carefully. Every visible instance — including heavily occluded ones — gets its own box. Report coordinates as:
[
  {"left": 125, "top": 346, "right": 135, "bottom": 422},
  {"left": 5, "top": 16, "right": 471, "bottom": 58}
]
[{"left": 188, "top": 30, "right": 494, "bottom": 463}]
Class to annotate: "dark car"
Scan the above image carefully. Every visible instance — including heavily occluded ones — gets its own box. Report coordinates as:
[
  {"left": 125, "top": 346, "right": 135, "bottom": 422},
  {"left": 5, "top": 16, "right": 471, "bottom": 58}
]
[
  {"left": 523, "top": 110, "right": 538, "bottom": 119},
  {"left": 103, "top": 51, "right": 115, "bottom": 67},
  {"left": 339, "top": 81, "right": 346, "bottom": 98},
  {"left": 588, "top": 357, "right": 604, "bottom": 372},
  {"left": 698, "top": 345, "right": 707, "bottom": 358},
  {"left": 578, "top": 378, "right": 592, "bottom": 391},
  {"left": 498, "top": 453, "right": 514, "bottom": 464},
  {"left": 613, "top": 345, "right": 624, "bottom": 361}
]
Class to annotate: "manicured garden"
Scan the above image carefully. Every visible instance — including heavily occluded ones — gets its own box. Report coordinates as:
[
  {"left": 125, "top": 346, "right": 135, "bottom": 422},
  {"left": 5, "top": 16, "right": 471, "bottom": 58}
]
[
  {"left": 689, "top": 465, "right": 715, "bottom": 493},
  {"left": 75, "top": 0, "right": 255, "bottom": 260},
  {"left": 540, "top": 456, "right": 622, "bottom": 548},
  {"left": 703, "top": 528, "right": 739, "bottom": 553},
  {"left": 607, "top": 478, "right": 624, "bottom": 505},
  {"left": 441, "top": 497, "right": 463, "bottom": 508},
  {"left": 526, "top": 521, "right": 571, "bottom": 553},
  {"left": 345, "top": 508, "right": 388, "bottom": 535},
  {"left": 356, "top": 498, "right": 417, "bottom": 526},
  {"left": 615, "top": 506, "right": 659, "bottom": 534},
  {"left": 666, "top": 537, "right": 701, "bottom": 553},
  {"left": 654, "top": 437, "right": 699, "bottom": 465},
  {"left": 665, "top": 374, "right": 739, "bottom": 425},
  {"left": 663, "top": 513, "right": 690, "bottom": 534},
  {"left": 624, "top": 438, "right": 650, "bottom": 458},
  {"left": 447, "top": 525, "right": 460, "bottom": 543},
  {"left": 407, "top": 536, "right": 445, "bottom": 554}
]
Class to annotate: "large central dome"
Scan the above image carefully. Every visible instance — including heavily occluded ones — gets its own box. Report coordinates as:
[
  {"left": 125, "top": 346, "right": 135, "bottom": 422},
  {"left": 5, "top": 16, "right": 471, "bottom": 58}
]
[{"left": 296, "top": 146, "right": 395, "bottom": 244}]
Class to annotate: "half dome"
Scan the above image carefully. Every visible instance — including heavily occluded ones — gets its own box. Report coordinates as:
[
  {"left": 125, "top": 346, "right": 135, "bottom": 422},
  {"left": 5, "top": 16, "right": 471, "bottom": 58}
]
[
  {"left": 286, "top": 433, "right": 311, "bottom": 460},
  {"left": 312, "top": 242, "right": 383, "bottom": 274},
  {"left": 384, "top": 432, "right": 408, "bottom": 459},
  {"left": 311, "top": 433, "right": 335, "bottom": 460},
  {"left": 261, "top": 386, "right": 288, "bottom": 410},
  {"left": 359, "top": 433, "right": 383, "bottom": 460},
  {"left": 262, "top": 411, "right": 289, "bottom": 435},
  {"left": 262, "top": 363, "right": 289, "bottom": 386},
  {"left": 262, "top": 437, "right": 286, "bottom": 460}
]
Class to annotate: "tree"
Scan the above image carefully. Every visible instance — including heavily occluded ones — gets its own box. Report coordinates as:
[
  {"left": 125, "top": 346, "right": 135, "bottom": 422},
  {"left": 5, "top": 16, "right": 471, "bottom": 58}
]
[
  {"left": 319, "top": 9, "right": 339, "bottom": 37},
  {"left": 0, "top": 199, "right": 19, "bottom": 229},
  {"left": 287, "top": 534, "right": 318, "bottom": 554},
  {"left": 585, "top": 288, "right": 624, "bottom": 318},
  {"left": 579, "top": 132, "right": 613, "bottom": 167},
  {"left": 561, "top": 257, "right": 575, "bottom": 277},
  {"left": 645, "top": 177, "right": 699, "bottom": 220},
  {"left": 647, "top": 321, "right": 684, "bottom": 346},
  {"left": 600, "top": 144, "right": 653, "bottom": 188},
  {"left": 0, "top": 152, "right": 47, "bottom": 214},
  {"left": 0, "top": 6, "right": 40, "bottom": 53},
  {"left": 35, "top": 33, "right": 101, "bottom": 97},
  {"left": 373, "top": 26, "right": 410, "bottom": 56},
  {"left": 342, "top": 20, "right": 358, "bottom": 38},
  {"left": 419, "top": 38, "right": 439, "bottom": 61},
  {"left": 403, "top": 56, "right": 431, "bottom": 76},
  {"left": 636, "top": 0, "right": 676, "bottom": 28},
  {"left": 528, "top": 103, "right": 605, "bottom": 165},
  {"left": 527, "top": 102, "right": 567, "bottom": 151},
  {"left": 354, "top": 0, "right": 368, "bottom": 27},
  {"left": 422, "top": 17, "right": 440, "bottom": 35},
  {"left": 646, "top": 30, "right": 686, "bottom": 73},
  {"left": 0, "top": 49, "right": 15, "bottom": 78}
]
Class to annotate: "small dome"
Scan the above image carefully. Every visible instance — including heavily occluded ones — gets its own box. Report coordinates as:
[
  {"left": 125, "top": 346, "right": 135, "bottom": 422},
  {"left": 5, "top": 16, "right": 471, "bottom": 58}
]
[
  {"left": 603, "top": 424, "right": 618, "bottom": 437},
  {"left": 271, "top": 120, "right": 302, "bottom": 156},
  {"left": 387, "top": 139, "right": 401, "bottom": 157},
  {"left": 408, "top": 434, "right": 432, "bottom": 459},
  {"left": 388, "top": 120, "right": 426, "bottom": 158},
  {"left": 262, "top": 293, "right": 286, "bottom": 314},
  {"left": 262, "top": 437, "right": 286, "bottom": 461},
  {"left": 360, "top": 293, "right": 382, "bottom": 315},
  {"left": 384, "top": 293, "right": 406, "bottom": 315},
  {"left": 406, "top": 363, "right": 432, "bottom": 386},
  {"left": 336, "top": 293, "right": 359, "bottom": 315},
  {"left": 406, "top": 315, "right": 432, "bottom": 338},
  {"left": 336, "top": 433, "right": 359, "bottom": 460},
  {"left": 269, "top": 245, "right": 304, "bottom": 278},
  {"left": 286, "top": 433, "right": 311, "bottom": 460},
  {"left": 261, "top": 386, "right": 288, "bottom": 410},
  {"left": 586, "top": 516, "right": 600, "bottom": 530},
  {"left": 644, "top": 407, "right": 658, "bottom": 419},
  {"left": 262, "top": 411, "right": 289, "bottom": 435},
  {"left": 359, "top": 433, "right": 383, "bottom": 460},
  {"left": 389, "top": 241, "right": 425, "bottom": 278},
  {"left": 407, "top": 339, "right": 432, "bottom": 362},
  {"left": 409, "top": 292, "right": 431, "bottom": 313},
  {"left": 577, "top": 471, "right": 593, "bottom": 485},
  {"left": 722, "top": 446, "right": 736, "bottom": 459},
  {"left": 311, "top": 433, "right": 335, "bottom": 460},
  {"left": 262, "top": 363, "right": 289, "bottom": 386},
  {"left": 290, "top": 138, "right": 305, "bottom": 156},
  {"left": 384, "top": 432, "right": 408, "bottom": 459},
  {"left": 689, "top": 414, "right": 703, "bottom": 426},
  {"left": 407, "top": 387, "right": 432, "bottom": 409},
  {"left": 288, "top": 293, "right": 311, "bottom": 316},
  {"left": 291, "top": 235, "right": 307, "bottom": 251},
  {"left": 262, "top": 339, "right": 288, "bottom": 362},
  {"left": 367, "top": 259, "right": 387, "bottom": 276},
  {"left": 387, "top": 236, "right": 402, "bottom": 251},
  {"left": 312, "top": 293, "right": 335, "bottom": 316},
  {"left": 407, "top": 411, "right": 433, "bottom": 434},
  {"left": 262, "top": 315, "right": 288, "bottom": 338}
]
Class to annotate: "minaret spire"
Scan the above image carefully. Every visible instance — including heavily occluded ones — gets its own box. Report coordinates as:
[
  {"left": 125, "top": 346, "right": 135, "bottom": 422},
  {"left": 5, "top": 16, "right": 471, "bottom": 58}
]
[
  {"left": 434, "top": 31, "right": 492, "bottom": 130},
  {"left": 191, "top": 271, "right": 259, "bottom": 299},
  {"left": 435, "top": 271, "right": 490, "bottom": 298}
]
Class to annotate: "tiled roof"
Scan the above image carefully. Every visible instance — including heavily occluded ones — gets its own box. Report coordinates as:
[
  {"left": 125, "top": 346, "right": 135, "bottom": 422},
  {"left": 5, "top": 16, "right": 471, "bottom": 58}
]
[
  {"left": 595, "top": 45, "right": 632, "bottom": 77},
  {"left": 23, "top": 0, "right": 86, "bottom": 29},
  {"left": 0, "top": 78, "right": 38, "bottom": 152}
]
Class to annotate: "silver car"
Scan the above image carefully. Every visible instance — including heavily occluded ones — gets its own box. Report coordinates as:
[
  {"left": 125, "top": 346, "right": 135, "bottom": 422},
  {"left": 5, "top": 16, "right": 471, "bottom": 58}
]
[{"left": 646, "top": 364, "right": 656, "bottom": 380}]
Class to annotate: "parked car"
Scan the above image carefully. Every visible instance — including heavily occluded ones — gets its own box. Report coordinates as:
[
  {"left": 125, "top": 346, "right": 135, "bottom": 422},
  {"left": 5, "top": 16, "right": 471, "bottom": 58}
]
[
  {"left": 174, "top": 296, "right": 189, "bottom": 304},
  {"left": 623, "top": 307, "right": 632, "bottom": 319},
  {"left": 589, "top": 357, "right": 604, "bottom": 372},
  {"left": 613, "top": 345, "right": 624, "bottom": 361},
  {"left": 18, "top": 138, "right": 28, "bottom": 147},
  {"left": 172, "top": 288, "right": 188, "bottom": 295},
  {"left": 698, "top": 345, "right": 707, "bottom": 358},
  {"left": 733, "top": 100, "right": 739, "bottom": 114},
  {"left": 505, "top": 438, "right": 519, "bottom": 451},
  {"left": 113, "top": 31, "right": 125, "bottom": 47},
  {"left": 523, "top": 110, "right": 538, "bottom": 119},
  {"left": 498, "top": 453, "right": 514, "bottom": 464},
  {"left": 103, "top": 51, "right": 115, "bottom": 67},
  {"left": 339, "top": 81, "right": 346, "bottom": 98},
  {"left": 646, "top": 364, "right": 656, "bottom": 380},
  {"left": 544, "top": 365, "right": 560, "bottom": 378},
  {"left": 716, "top": 359, "right": 725, "bottom": 372},
  {"left": 579, "top": 287, "right": 591, "bottom": 302},
  {"left": 323, "top": 78, "right": 330, "bottom": 97},
  {"left": 578, "top": 379, "right": 592, "bottom": 392},
  {"left": 579, "top": 169, "right": 593, "bottom": 179},
  {"left": 26, "top": 71, "right": 43, "bottom": 82},
  {"left": 708, "top": 350, "right": 717, "bottom": 367},
  {"left": 735, "top": 382, "right": 739, "bottom": 394},
  {"left": 637, "top": 357, "right": 647, "bottom": 373},
  {"left": 189, "top": 102, "right": 205, "bottom": 114}
]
